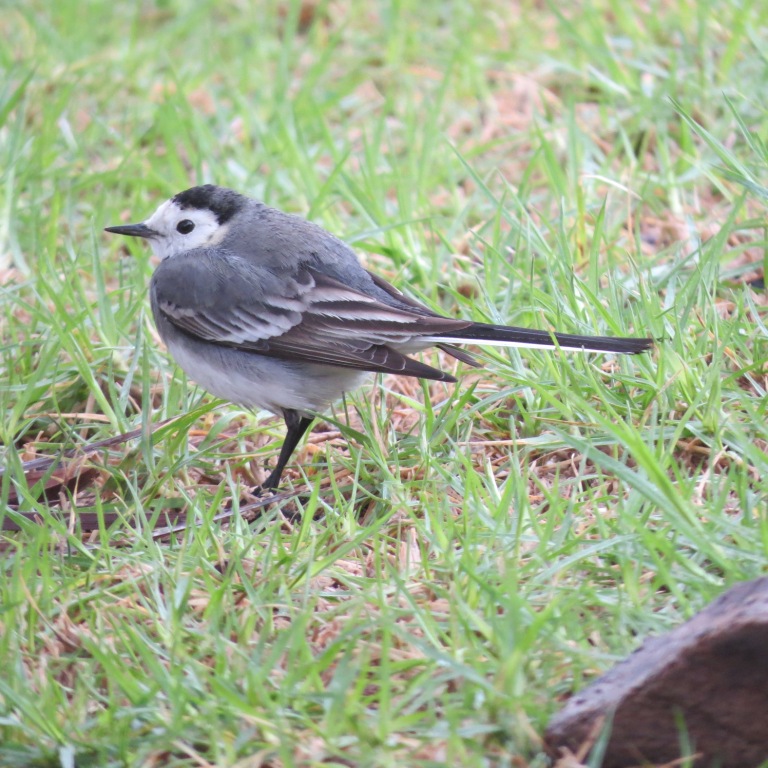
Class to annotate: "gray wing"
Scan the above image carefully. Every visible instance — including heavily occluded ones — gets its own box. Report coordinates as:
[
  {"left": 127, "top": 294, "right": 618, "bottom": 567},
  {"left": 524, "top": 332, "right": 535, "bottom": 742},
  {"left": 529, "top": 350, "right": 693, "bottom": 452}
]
[{"left": 150, "top": 249, "right": 473, "bottom": 381}]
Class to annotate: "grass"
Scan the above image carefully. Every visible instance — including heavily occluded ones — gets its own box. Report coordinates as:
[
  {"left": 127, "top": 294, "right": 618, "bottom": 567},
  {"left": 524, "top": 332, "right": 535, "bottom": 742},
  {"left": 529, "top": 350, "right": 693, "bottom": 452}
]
[{"left": 1, "top": 0, "right": 767, "bottom": 765}]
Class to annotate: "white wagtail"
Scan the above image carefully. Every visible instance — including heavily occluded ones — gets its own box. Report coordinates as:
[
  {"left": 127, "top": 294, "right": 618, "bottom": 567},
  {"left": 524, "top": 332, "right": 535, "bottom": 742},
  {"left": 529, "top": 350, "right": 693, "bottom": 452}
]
[{"left": 106, "top": 185, "right": 653, "bottom": 489}]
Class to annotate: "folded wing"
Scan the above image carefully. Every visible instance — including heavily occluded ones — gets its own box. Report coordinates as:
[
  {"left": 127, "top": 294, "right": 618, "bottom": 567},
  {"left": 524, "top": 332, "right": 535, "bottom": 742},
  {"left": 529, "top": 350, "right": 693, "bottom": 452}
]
[{"left": 150, "top": 249, "right": 471, "bottom": 381}]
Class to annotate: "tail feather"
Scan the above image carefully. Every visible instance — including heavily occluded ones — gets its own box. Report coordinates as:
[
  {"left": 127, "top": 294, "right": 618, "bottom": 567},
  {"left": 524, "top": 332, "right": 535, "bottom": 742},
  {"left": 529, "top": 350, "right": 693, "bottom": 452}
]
[{"left": 431, "top": 322, "right": 654, "bottom": 355}]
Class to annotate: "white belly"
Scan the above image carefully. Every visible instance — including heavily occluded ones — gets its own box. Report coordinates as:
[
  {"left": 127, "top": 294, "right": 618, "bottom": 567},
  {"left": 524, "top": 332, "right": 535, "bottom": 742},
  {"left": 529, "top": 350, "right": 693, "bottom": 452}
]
[{"left": 166, "top": 336, "right": 369, "bottom": 416}]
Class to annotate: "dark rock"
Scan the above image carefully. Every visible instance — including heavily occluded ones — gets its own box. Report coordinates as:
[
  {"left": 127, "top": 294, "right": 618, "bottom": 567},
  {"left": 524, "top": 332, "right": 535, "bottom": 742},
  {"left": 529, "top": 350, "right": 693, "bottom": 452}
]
[{"left": 545, "top": 578, "right": 768, "bottom": 767}]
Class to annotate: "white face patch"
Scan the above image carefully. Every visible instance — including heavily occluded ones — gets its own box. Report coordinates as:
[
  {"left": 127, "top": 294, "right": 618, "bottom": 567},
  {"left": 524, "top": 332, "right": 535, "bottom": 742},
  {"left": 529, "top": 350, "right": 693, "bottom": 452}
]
[{"left": 143, "top": 200, "right": 229, "bottom": 260}]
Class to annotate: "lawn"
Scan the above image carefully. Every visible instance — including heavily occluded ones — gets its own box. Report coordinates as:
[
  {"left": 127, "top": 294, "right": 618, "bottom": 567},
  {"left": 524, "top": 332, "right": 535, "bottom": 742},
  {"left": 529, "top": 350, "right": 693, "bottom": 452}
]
[{"left": 1, "top": 1, "right": 767, "bottom": 766}]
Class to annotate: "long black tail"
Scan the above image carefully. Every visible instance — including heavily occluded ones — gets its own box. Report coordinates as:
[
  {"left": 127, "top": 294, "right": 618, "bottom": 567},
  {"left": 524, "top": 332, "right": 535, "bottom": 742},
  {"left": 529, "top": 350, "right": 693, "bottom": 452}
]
[{"left": 432, "top": 322, "right": 654, "bottom": 355}]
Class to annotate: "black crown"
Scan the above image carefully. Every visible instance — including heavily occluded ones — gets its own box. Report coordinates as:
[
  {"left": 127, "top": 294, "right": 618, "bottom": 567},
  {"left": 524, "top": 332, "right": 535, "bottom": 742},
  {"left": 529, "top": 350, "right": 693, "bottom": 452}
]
[{"left": 172, "top": 185, "right": 244, "bottom": 224}]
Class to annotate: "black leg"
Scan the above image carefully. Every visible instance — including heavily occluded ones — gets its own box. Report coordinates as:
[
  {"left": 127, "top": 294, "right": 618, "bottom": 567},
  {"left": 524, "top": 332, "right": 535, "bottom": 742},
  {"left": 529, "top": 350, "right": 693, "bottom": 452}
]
[{"left": 261, "top": 410, "right": 315, "bottom": 490}]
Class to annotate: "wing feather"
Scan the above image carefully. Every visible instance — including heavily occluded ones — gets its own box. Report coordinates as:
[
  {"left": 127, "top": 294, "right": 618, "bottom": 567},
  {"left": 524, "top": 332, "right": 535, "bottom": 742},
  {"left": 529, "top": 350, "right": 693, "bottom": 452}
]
[{"left": 150, "top": 249, "right": 465, "bottom": 381}]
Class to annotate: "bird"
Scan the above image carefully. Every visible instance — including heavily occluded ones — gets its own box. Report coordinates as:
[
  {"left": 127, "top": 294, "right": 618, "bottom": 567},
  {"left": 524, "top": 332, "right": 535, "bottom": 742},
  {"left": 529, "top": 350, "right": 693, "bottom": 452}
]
[{"left": 105, "top": 184, "right": 653, "bottom": 490}]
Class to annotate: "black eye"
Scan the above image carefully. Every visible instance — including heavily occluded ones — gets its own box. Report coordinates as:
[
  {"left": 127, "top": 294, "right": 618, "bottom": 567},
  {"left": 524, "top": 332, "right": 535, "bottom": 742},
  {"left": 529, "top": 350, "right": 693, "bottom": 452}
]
[{"left": 176, "top": 219, "right": 195, "bottom": 234}]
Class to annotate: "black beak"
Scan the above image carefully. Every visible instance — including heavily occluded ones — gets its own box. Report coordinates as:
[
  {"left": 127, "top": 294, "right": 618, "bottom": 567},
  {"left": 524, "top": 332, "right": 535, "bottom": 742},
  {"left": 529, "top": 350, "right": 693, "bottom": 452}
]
[{"left": 104, "top": 222, "right": 157, "bottom": 239}]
